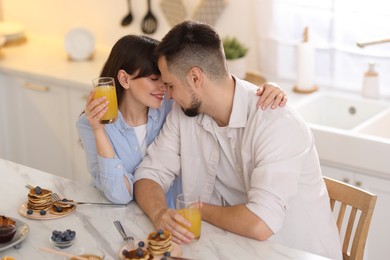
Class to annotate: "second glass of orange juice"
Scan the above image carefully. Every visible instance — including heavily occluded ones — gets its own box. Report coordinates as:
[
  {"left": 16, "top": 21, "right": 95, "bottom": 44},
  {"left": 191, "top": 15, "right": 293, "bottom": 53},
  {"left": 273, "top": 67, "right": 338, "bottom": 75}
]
[
  {"left": 92, "top": 77, "right": 118, "bottom": 124},
  {"left": 176, "top": 193, "right": 201, "bottom": 239}
]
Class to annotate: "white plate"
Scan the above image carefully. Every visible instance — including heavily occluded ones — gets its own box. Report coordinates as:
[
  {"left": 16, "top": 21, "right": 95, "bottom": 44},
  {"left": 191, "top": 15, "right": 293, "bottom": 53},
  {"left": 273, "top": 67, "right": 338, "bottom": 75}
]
[
  {"left": 64, "top": 27, "right": 95, "bottom": 61},
  {"left": 0, "top": 218, "right": 30, "bottom": 251},
  {"left": 0, "top": 22, "right": 25, "bottom": 42}
]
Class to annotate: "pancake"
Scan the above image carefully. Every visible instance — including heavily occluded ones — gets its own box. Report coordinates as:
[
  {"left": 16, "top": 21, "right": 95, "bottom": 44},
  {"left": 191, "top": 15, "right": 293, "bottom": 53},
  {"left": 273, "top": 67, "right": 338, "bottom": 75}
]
[
  {"left": 147, "top": 230, "right": 172, "bottom": 255},
  {"left": 122, "top": 248, "right": 153, "bottom": 260},
  {"left": 27, "top": 186, "right": 52, "bottom": 211},
  {"left": 49, "top": 200, "right": 76, "bottom": 215}
]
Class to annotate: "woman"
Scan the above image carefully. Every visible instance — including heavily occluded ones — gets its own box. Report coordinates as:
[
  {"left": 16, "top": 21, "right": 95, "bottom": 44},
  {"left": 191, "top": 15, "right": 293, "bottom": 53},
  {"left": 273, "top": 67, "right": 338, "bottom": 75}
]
[{"left": 76, "top": 35, "right": 287, "bottom": 206}]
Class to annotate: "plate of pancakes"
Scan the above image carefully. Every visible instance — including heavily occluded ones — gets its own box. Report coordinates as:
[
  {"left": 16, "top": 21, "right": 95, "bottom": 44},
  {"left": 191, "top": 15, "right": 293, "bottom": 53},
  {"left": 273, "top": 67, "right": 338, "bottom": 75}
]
[
  {"left": 119, "top": 230, "right": 183, "bottom": 260},
  {"left": 18, "top": 186, "right": 76, "bottom": 220}
]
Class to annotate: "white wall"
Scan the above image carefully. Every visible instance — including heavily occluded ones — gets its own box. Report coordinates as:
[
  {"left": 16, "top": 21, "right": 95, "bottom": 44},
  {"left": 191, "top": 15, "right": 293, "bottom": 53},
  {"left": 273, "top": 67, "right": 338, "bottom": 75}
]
[{"left": 1, "top": 0, "right": 260, "bottom": 71}]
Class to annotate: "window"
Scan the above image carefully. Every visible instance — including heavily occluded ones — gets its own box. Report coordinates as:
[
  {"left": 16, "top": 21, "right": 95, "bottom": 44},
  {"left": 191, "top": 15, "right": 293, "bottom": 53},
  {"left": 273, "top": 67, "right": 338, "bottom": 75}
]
[{"left": 255, "top": 0, "right": 390, "bottom": 96}]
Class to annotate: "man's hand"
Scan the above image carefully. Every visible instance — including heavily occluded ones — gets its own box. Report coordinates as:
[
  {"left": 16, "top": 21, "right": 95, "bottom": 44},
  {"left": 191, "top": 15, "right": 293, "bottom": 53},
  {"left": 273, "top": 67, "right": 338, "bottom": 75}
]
[
  {"left": 152, "top": 208, "right": 195, "bottom": 244},
  {"left": 134, "top": 179, "right": 195, "bottom": 244}
]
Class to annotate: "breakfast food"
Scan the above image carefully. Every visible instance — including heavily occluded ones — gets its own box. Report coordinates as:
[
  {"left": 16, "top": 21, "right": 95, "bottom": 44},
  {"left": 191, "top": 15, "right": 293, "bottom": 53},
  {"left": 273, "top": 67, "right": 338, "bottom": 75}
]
[
  {"left": 122, "top": 247, "right": 153, "bottom": 260},
  {"left": 50, "top": 199, "right": 76, "bottom": 215},
  {"left": 0, "top": 215, "right": 17, "bottom": 244},
  {"left": 25, "top": 185, "right": 75, "bottom": 216},
  {"left": 0, "top": 215, "right": 16, "bottom": 227},
  {"left": 147, "top": 229, "right": 172, "bottom": 255},
  {"left": 27, "top": 186, "right": 52, "bottom": 212}
]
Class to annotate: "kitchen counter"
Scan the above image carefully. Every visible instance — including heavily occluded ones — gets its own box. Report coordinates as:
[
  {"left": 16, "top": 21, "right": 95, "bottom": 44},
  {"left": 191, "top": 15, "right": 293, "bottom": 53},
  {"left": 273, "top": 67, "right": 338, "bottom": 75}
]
[
  {"left": 0, "top": 33, "right": 111, "bottom": 90},
  {"left": 0, "top": 158, "right": 331, "bottom": 260}
]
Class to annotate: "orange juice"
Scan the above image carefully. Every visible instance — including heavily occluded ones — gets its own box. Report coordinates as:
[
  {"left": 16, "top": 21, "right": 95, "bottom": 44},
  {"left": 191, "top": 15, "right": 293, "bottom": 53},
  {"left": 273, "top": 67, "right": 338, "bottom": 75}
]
[
  {"left": 178, "top": 207, "right": 201, "bottom": 239},
  {"left": 93, "top": 85, "right": 118, "bottom": 124}
]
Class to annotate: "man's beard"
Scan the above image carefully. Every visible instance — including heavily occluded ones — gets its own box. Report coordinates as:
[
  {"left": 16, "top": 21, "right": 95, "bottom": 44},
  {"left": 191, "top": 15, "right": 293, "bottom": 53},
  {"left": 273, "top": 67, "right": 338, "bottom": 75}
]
[{"left": 182, "top": 93, "right": 201, "bottom": 117}]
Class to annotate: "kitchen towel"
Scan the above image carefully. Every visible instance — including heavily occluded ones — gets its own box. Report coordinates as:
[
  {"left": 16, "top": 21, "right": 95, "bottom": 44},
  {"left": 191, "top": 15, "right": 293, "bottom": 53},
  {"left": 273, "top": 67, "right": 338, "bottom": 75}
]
[
  {"left": 192, "top": 0, "right": 228, "bottom": 26},
  {"left": 160, "top": 0, "right": 187, "bottom": 27}
]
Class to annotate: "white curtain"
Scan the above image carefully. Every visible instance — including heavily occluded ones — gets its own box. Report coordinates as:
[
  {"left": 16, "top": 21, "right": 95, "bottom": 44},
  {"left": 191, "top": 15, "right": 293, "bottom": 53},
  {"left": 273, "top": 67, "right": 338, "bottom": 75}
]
[{"left": 254, "top": 0, "right": 390, "bottom": 96}]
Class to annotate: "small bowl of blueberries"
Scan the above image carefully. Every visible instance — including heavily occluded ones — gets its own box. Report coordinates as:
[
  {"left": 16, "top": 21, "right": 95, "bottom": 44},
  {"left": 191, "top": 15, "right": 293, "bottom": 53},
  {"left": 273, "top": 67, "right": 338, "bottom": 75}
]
[{"left": 50, "top": 229, "right": 76, "bottom": 249}]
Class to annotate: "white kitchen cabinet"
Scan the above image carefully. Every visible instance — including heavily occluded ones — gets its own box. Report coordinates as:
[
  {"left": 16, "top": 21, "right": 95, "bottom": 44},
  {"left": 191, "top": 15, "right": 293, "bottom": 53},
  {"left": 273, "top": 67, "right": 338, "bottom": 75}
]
[
  {"left": 3, "top": 75, "right": 73, "bottom": 178},
  {"left": 68, "top": 87, "right": 90, "bottom": 185},
  {"left": 322, "top": 164, "right": 390, "bottom": 260}
]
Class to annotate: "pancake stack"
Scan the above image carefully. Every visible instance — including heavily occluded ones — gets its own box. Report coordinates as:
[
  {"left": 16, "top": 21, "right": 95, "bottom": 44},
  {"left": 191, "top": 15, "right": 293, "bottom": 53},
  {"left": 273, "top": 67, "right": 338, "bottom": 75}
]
[
  {"left": 27, "top": 186, "right": 53, "bottom": 211},
  {"left": 147, "top": 230, "right": 172, "bottom": 255}
]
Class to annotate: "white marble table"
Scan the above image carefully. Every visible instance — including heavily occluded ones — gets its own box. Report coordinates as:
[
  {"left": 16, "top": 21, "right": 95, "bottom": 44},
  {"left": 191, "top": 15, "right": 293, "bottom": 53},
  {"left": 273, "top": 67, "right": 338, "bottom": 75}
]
[{"left": 0, "top": 158, "right": 331, "bottom": 260}]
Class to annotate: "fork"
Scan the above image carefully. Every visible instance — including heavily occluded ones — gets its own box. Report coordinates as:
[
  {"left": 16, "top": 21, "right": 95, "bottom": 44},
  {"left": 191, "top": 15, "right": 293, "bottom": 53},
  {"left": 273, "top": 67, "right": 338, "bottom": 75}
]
[
  {"left": 51, "top": 193, "right": 127, "bottom": 207},
  {"left": 113, "top": 220, "right": 135, "bottom": 250}
]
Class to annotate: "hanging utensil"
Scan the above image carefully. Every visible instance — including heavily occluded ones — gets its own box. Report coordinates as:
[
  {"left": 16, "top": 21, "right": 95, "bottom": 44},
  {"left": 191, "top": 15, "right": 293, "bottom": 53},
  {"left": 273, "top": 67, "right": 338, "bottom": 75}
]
[
  {"left": 121, "top": 0, "right": 133, "bottom": 26},
  {"left": 141, "top": 0, "right": 158, "bottom": 34}
]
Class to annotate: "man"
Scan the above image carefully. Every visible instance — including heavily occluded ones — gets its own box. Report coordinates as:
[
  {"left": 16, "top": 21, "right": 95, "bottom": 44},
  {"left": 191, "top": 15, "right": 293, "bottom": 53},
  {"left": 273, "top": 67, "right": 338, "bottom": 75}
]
[{"left": 134, "top": 21, "right": 342, "bottom": 259}]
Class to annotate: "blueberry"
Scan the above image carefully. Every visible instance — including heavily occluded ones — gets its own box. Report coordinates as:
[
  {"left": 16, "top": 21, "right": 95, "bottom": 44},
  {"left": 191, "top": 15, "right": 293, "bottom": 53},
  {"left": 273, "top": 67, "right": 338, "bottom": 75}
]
[
  {"left": 157, "top": 229, "right": 164, "bottom": 235},
  {"left": 55, "top": 206, "right": 62, "bottom": 212},
  {"left": 27, "top": 209, "right": 33, "bottom": 215},
  {"left": 161, "top": 257, "right": 167, "bottom": 260},
  {"left": 52, "top": 230, "right": 61, "bottom": 236},
  {"left": 40, "top": 209, "right": 46, "bottom": 215},
  {"left": 136, "top": 247, "right": 143, "bottom": 257},
  {"left": 35, "top": 186, "right": 42, "bottom": 195},
  {"left": 163, "top": 251, "right": 171, "bottom": 257},
  {"left": 62, "top": 198, "right": 68, "bottom": 202},
  {"left": 138, "top": 241, "right": 145, "bottom": 247}
]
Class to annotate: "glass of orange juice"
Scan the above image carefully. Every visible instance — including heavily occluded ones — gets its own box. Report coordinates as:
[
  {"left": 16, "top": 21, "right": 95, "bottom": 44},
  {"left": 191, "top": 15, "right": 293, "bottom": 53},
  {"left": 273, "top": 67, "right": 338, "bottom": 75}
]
[
  {"left": 176, "top": 193, "right": 201, "bottom": 239},
  {"left": 92, "top": 77, "right": 118, "bottom": 124}
]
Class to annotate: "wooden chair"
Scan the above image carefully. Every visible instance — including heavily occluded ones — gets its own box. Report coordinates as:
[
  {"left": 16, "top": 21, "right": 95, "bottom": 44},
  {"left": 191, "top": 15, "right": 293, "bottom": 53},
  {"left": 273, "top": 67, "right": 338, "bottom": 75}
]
[{"left": 323, "top": 176, "right": 377, "bottom": 260}]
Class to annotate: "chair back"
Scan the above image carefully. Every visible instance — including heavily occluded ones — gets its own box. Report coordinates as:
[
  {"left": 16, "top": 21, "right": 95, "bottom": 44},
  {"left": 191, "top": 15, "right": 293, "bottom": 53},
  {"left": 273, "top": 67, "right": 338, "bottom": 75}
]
[{"left": 323, "top": 176, "right": 377, "bottom": 260}]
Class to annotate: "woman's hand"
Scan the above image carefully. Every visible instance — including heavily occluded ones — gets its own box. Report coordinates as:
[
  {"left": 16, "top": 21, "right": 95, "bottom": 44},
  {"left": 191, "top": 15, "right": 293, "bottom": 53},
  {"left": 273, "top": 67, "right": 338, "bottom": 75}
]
[
  {"left": 256, "top": 82, "right": 288, "bottom": 110},
  {"left": 84, "top": 90, "right": 109, "bottom": 131}
]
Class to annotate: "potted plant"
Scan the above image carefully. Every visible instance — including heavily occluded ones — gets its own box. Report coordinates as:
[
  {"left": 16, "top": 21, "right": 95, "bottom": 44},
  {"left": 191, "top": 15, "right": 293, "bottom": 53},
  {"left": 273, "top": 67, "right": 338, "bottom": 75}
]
[{"left": 223, "top": 36, "right": 248, "bottom": 79}]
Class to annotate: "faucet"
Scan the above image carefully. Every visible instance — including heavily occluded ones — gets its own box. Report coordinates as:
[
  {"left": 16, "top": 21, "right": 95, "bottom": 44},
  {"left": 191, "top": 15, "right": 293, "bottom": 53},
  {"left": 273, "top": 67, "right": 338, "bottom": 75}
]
[{"left": 357, "top": 38, "right": 390, "bottom": 48}]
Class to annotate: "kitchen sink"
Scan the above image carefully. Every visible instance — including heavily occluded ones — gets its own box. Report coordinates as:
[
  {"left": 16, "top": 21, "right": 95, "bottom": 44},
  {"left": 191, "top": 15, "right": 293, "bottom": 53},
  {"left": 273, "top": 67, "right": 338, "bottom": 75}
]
[
  {"left": 295, "top": 93, "right": 388, "bottom": 130},
  {"left": 293, "top": 92, "right": 390, "bottom": 175},
  {"left": 356, "top": 109, "right": 390, "bottom": 139}
]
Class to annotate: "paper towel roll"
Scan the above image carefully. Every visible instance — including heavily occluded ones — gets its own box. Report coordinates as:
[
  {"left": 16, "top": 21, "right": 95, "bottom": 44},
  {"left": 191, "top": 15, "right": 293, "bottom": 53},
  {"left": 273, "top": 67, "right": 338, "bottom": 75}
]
[{"left": 296, "top": 41, "right": 314, "bottom": 91}]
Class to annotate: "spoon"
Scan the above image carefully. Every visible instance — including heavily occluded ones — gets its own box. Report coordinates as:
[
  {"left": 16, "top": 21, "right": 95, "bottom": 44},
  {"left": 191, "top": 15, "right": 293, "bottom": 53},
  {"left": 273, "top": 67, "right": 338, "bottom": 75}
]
[
  {"left": 141, "top": 0, "right": 158, "bottom": 34},
  {"left": 121, "top": 0, "right": 133, "bottom": 26}
]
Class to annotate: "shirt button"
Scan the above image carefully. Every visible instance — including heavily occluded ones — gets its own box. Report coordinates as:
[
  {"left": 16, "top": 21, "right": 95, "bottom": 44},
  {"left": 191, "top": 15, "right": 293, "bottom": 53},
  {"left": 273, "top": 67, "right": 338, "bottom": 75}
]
[{"left": 116, "top": 164, "right": 121, "bottom": 169}]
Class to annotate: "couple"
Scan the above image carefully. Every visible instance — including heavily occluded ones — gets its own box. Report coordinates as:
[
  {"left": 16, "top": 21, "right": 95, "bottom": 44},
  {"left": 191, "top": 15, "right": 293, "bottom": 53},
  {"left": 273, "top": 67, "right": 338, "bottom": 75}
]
[{"left": 78, "top": 21, "right": 341, "bottom": 260}]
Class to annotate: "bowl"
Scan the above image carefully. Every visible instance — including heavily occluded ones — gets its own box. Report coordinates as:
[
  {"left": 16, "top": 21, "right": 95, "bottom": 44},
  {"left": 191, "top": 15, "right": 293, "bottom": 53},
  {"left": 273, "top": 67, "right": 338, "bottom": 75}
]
[
  {"left": 0, "top": 224, "right": 16, "bottom": 243},
  {"left": 50, "top": 237, "right": 76, "bottom": 249},
  {"left": 67, "top": 247, "right": 105, "bottom": 260}
]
